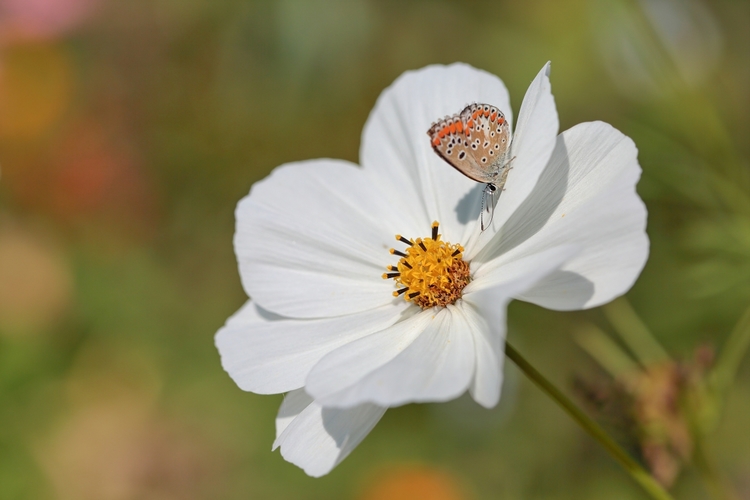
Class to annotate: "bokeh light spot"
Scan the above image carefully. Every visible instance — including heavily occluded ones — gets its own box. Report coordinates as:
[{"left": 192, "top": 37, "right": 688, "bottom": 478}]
[
  {"left": 359, "top": 465, "right": 469, "bottom": 500},
  {"left": 0, "top": 218, "right": 74, "bottom": 336},
  {"left": 0, "top": 42, "right": 73, "bottom": 140}
]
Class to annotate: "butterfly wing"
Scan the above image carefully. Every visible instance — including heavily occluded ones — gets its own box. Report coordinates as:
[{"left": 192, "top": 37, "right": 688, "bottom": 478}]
[{"left": 428, "top": 103, "right": 512, "bottom": 184}]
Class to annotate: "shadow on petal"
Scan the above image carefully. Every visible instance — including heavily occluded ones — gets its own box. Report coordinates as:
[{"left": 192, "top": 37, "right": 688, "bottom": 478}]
[
  {"left": 493, "top": 136, "right": 570, "bottom": 256},
  {"left": 321, "top": 403, "right": 386, "bottom": 450},
  {"left": 256, "top": 303, "right": 285, "bottom": 321},
  {"left": 471, "top": 132, "right": 571, "bottom": 267},
  {"left": 322, "top": 407, "right": 351, "bottom": 447},
  {"left": 454, "top": 183, "right": 484, "bottom": 225},
  {"left": 516, "top": 270, "right": 595, "bottom": 308}
]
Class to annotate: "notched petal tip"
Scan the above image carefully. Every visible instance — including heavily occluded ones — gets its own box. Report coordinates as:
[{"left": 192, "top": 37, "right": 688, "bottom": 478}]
[{"left": 273, "top": 392, "right": 387, "bottom": 477}]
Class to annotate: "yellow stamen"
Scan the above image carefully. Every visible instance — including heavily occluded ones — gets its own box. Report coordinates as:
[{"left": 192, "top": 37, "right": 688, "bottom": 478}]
[{"left": 383, "top": 221, "right": 470, "bottom": 309}]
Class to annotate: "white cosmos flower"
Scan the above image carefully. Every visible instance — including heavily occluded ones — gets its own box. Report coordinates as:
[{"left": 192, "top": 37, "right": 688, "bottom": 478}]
[{"left": 216, "top": 62, "right": 649, "bottom": 477}]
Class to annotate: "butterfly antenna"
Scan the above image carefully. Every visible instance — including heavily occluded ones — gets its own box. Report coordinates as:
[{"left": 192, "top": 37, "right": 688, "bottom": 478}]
[{"left": 480, "top": 188, "right": 487, "bottom": 231}]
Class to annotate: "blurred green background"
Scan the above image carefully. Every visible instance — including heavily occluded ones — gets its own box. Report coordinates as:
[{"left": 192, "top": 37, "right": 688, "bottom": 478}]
[{"left": 0, "top": 0, "right": 748, "bottom": 498}]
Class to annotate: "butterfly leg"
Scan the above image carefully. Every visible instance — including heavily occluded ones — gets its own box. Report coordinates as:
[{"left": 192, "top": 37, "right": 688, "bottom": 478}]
[{"left": 480, "top": 183, "right": 497, "bottom": 232}]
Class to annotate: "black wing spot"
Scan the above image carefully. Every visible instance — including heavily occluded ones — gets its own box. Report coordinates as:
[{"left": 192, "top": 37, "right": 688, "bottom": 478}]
[
  {"left": 471, "top": 144, "right": 478, "bottom": 150},
  {"left": 481, "top": 157, "right": 487, "bottom": 163},
  {"left": 494, "top": 144, "right": 500, "bottom": 149},
  {"left": 489, "top": 150, "right": 494, "bottom": 155},
  {"left": 502, "top": 138, "right": 506, "bottom": 143},
  {"left": 458, "top": 151, "right": 466, "bottom": 159}
]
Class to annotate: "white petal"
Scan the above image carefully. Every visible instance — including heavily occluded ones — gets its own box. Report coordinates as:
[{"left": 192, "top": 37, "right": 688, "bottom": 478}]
[
  {"left": 235, "top": 159, "right": 409, "bottom": 318},
  {"left": 467, "top": 62, "right": 559, "bottom": 258},
  {"left": 272, "top": 389, "right": 386, "bottom": 477},
  {"left": 215, "top": 300, "right": 408, "bottom": 394},
  {"left": 311, "top": 307, "right": 476, "bottom": 408},
  {"left": 361, "top": 63, "right": 513, "bottom": 244},
  {"left": 305, "top": 246, "right": 579, "bottom": 409},
  {"left": 466, "top": 245, "right": 581, "bottom": 296},
  {"left": 481, "top": 122, "right": 648, "bottom": 310},
  {"left": 455, "top": 300, "right": 504, "bottom": 409},
  {"left": 461, "top": 244, "right": 582, "bottom": 407},
  {"left": 304, "top": 310, "right": 434, "bottom": 406},
  {"left": 275, "top": 388, "right": 314, "bottom": 440}
]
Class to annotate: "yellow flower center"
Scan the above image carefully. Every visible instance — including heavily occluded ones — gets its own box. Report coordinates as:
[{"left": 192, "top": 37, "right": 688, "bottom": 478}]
[{"left": 382, "top": 221, "right": 470, "bottom": 309}]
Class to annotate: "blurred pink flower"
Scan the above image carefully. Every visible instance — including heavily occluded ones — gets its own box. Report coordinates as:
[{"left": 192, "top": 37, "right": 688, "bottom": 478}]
[{"left": 0, "top": 0, "right": 100, "bottom": 41}]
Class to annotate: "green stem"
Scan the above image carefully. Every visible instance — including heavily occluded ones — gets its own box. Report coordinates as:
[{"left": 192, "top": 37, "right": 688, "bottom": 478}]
[
  {"left": 692, "top": 438, "right": 739, "bottom": 500},
  {"left": 603, "top": 298, "right": 671, "bottom": 366},
  {"left": 711, "top": 305, "right": 750, "bottom": 411},
  {"left": 505, "top": 341, "right": 675, "bottom": 500}
]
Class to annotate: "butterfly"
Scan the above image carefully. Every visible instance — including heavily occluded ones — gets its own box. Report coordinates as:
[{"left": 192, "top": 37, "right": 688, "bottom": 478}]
[{"left": 427, "top": 103, "right": 514, "bottom": 231}]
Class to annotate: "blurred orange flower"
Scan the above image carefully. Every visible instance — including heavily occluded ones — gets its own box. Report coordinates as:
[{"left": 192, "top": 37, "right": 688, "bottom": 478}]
[
  {"left": 0, "top": 42, "right": 73, "bottom": 140},
  {"left": 359, "top": 465, "right": 469, "bottom": 500}
]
